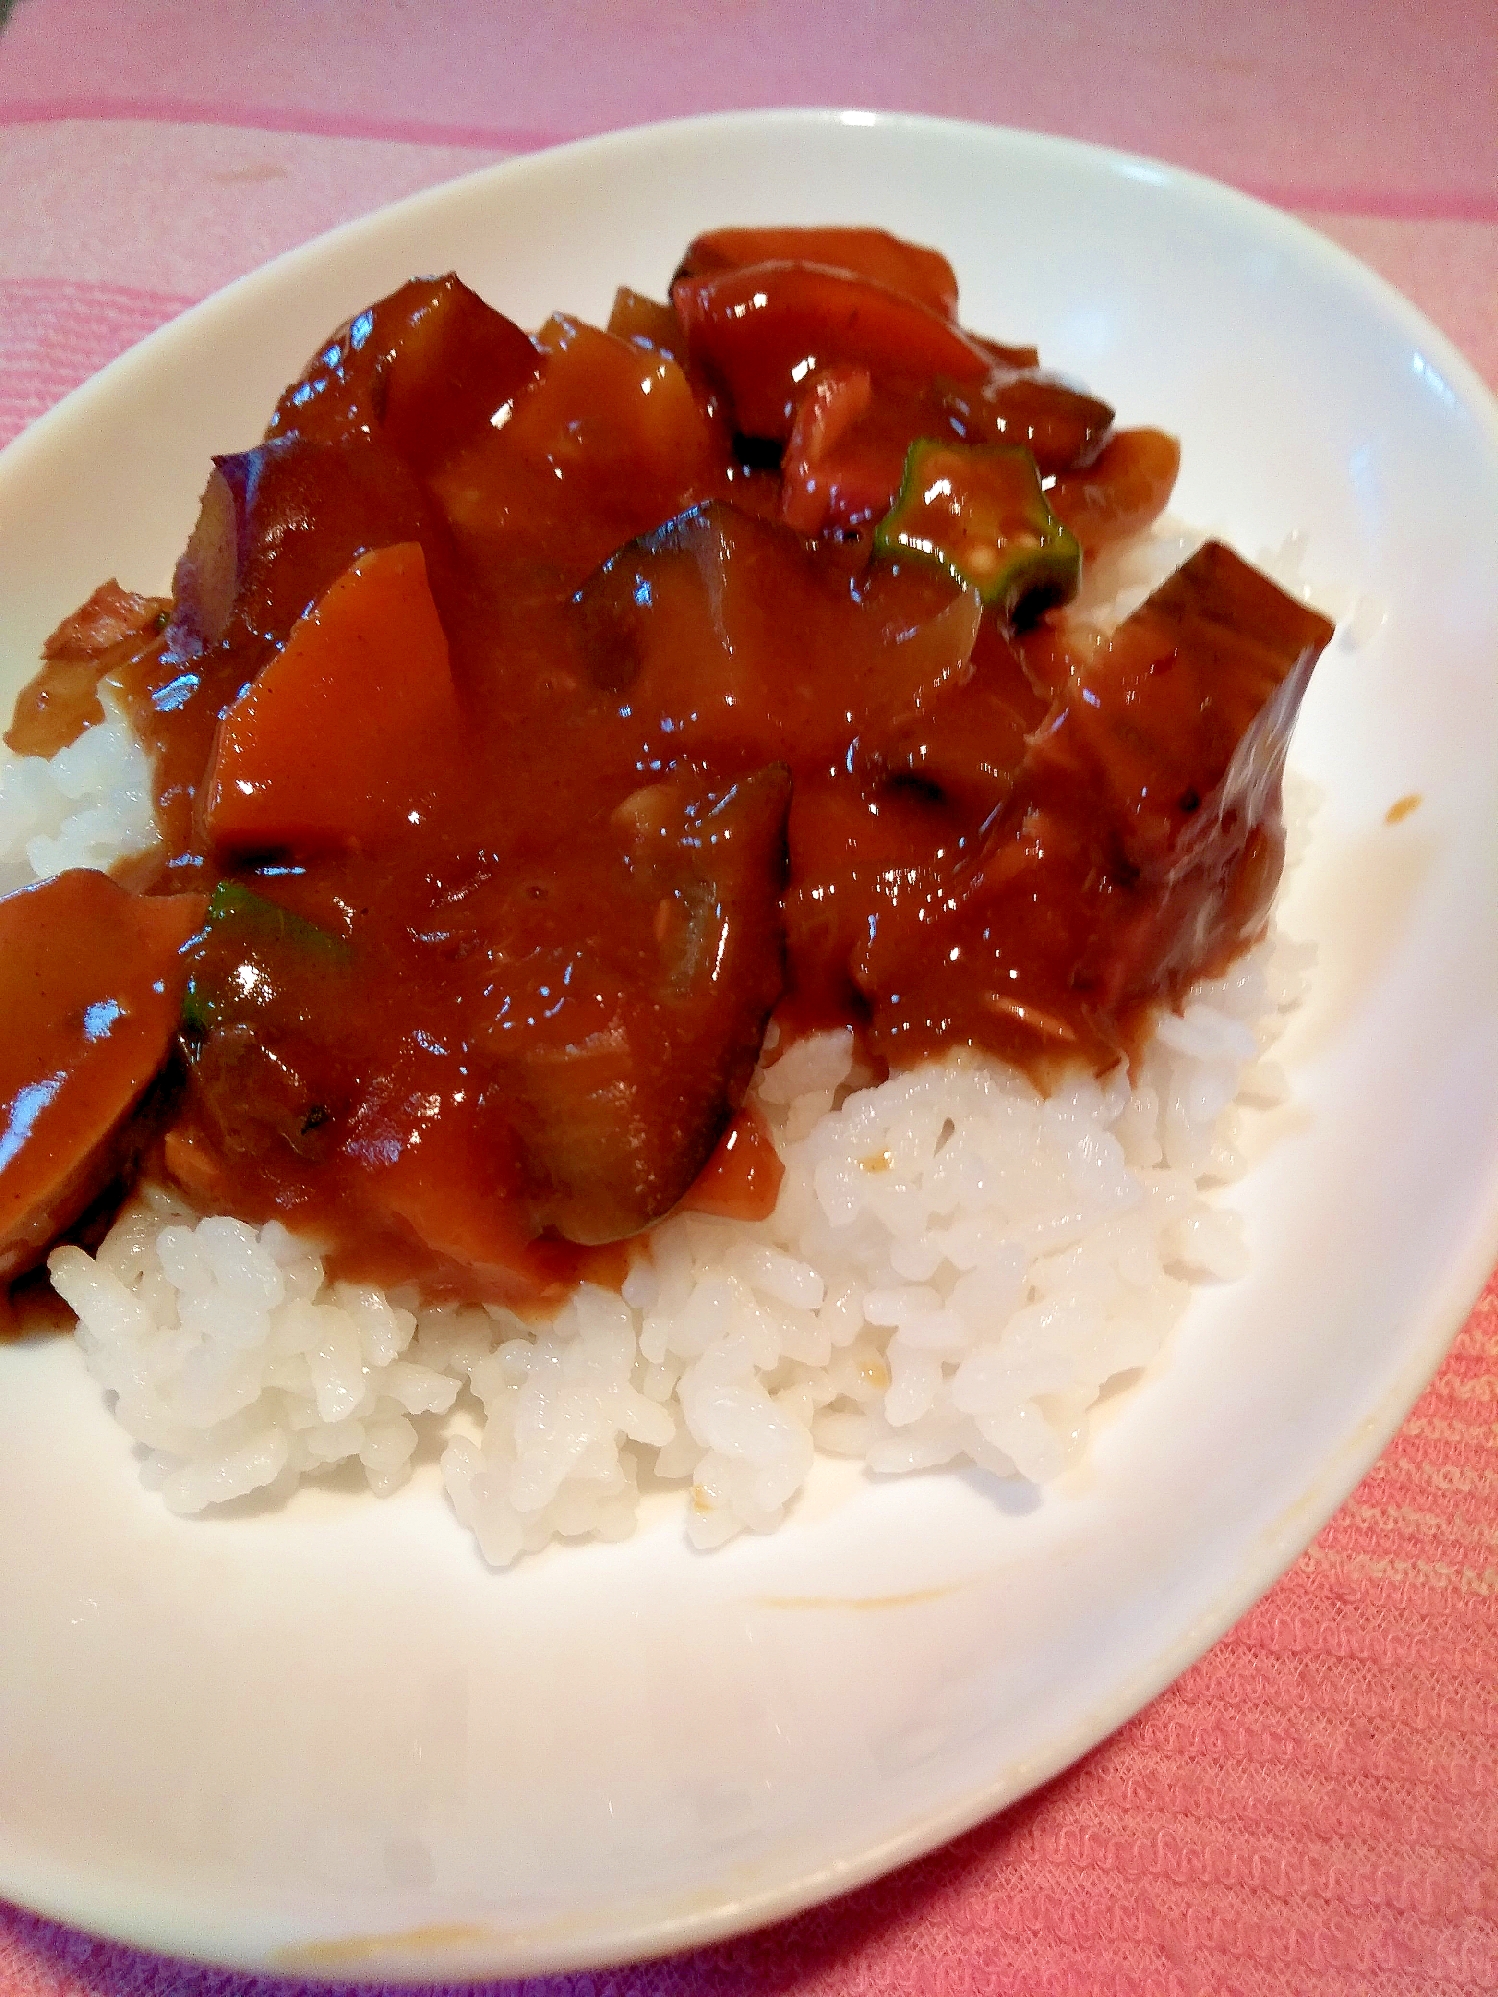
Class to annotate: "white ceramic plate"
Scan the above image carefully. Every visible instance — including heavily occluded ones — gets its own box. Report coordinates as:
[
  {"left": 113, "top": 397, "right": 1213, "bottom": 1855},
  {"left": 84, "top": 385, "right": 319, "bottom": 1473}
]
[{"left": 2, "top": 112, "right": 1496, "bottom": 1979}]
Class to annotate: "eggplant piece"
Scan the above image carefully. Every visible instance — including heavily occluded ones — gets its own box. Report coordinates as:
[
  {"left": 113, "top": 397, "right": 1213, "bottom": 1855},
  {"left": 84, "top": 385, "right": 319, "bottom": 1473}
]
[
  {"left": 858, "top": 542, "right": 1335, "bottom": 1073},
  {"left": 167, "top": 432, "right": 461, "bottom": 671},
  {"left": 1027, "top": 541, "right": 1333, "bottom": 873},
  {"left": 572, "top": 499, "right": 980, "bottom": 773},
  {"left": 264, "top": 274, "right": 544, "bottom": 476},
  {"left": 0, "top": 871, "right": 205, "bottom": 1282},
  {"left": 501, "top": 766, "right": 792, "bottom": 1245}
]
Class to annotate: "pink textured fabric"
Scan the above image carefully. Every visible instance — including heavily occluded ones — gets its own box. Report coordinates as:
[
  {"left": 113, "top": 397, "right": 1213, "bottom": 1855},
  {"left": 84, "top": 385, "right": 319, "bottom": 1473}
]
[
  {"left": 3, "top": 0, "right": 1496, "bottom": 214},
  {"left": 0, "top": 280, "right": 194, "bottom": 445},
  {"left": 2, "top": 2, "right": 1496, "bottom": 1990}
]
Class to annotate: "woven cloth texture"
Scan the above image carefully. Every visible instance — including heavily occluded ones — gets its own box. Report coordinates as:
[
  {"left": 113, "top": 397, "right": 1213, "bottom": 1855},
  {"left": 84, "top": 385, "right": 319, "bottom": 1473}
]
[{"left": 1, "top": 3, "right": 1495, "bottom": 1988}]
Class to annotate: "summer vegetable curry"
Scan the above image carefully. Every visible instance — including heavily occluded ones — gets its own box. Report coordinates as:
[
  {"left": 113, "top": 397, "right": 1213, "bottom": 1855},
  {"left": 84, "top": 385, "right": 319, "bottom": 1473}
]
[{"left": 0, "top": 226, "right": 1334, "bottom": 1305}]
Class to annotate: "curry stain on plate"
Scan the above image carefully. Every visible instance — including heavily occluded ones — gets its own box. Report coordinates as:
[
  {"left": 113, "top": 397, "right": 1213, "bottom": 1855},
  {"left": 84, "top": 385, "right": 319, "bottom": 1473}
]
[
  {"left": 275, "top": 1922, "right": 511, "bottom": 1971},
  {"left": 1385, "top": 792, "right": 1422, "bottom": 824},
  {"left": 753, "top": 1582, "right": 969, "bottom": 1611}
]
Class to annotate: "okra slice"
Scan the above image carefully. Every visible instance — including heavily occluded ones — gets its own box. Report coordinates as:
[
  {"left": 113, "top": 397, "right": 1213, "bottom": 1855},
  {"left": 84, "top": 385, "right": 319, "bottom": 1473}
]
[
  {"left": 181, "top": 881, "right": 349, "bottom": 1036},
  {"left": 875, "top": 439, "right": 1081, "bottom": 624}
]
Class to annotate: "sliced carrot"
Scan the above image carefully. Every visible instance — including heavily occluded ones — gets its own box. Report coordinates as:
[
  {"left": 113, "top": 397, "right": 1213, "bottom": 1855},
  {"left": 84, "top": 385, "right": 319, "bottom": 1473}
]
[
  {"left": 0, "top": 870, "right": 206, "bottom": 1280},
  {"left": 205, "top": 541, "right": 462, "bottom": 857}
]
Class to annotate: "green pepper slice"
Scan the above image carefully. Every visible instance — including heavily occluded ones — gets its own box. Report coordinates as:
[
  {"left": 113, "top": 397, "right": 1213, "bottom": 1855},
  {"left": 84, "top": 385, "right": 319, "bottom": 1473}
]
[{"left": 874, "top": 439, "right": 1082, "bottom": 624}]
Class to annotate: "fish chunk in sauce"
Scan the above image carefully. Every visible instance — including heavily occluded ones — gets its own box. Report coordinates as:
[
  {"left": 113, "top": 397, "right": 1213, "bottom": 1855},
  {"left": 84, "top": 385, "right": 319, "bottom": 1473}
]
[{"left": 0, "top": 230, "right": 1334, "bottom": 1304}]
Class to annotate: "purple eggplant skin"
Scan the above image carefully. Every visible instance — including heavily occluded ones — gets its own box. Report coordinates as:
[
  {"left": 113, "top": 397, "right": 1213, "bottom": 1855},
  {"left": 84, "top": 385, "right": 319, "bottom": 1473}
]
[
  {"left": 165, "top": 434, "right": 461, "bottom": 673},
  {"left": 502, "top": 763, "right": 793, "bottom": 1246}
]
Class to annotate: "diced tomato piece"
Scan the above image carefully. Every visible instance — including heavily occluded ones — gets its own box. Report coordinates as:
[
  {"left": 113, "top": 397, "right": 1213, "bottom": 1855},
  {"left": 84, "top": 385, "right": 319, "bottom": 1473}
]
[
  {"left": 673, "top": 263, "right": 992, "bottom": 440},
  {"left": 205, "top": 541, "right": 462, "bottom": 857}
]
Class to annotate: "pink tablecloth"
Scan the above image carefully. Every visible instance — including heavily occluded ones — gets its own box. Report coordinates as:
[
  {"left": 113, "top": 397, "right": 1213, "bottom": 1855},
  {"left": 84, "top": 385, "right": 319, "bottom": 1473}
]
[{"left": 2, "top": 3, "right": 1496, "bottom": 1991}]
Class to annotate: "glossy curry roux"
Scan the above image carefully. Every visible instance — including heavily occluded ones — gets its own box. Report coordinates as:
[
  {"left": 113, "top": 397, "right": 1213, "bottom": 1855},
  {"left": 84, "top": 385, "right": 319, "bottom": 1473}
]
[{"left": 0, "top": 226, "right": 1334, "bottom": 1304}]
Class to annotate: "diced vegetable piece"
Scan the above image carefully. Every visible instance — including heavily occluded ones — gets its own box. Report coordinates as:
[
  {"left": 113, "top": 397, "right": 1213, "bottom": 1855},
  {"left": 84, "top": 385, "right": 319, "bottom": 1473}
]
[
  {"left": 875, "top": 438, "right": 1081, "bottom": 623},
  {"left": 0, "top": 871, "right": 205, "bottom": 1280},
  {"left": 167, "top": 434, "right": 460, "bottom": 667},
  {"left": 181, "top": 882, "right": 349, "bottom": 1035},
  {"left": 672, "top": 263, "right": 993, "bottom": 440},
  {"left": 573, "top": 500, "right": 980, "bottom": 771},
  {"left": 265, "top": 274, "right": 544, "bottom": 475},
  {"left": 676, "top": 226, "right": 961, "bottom": 320},
  {"left": 780, "top": 365, "right": 874, "bottom": 534},
  {"left": 177, "top": 881, "right": 356, "bottom": 1171},
  {"left": 503, "top": 766, "right": 793, "bottom": 1244},
  {"left": 678, "top": 1105, "right": 784, "bottom": 1221},
  {"left": 857, "top": 543, "right": 1335, "bottom": 1072},
  {"left": 6, "top": 582, "right": 168, "bottom": 757},
  {"left": 1046, "top": 427, "right": 1181, "bottom": 553},
  {"left": 1027, "top": 541, "right": 1334, "bottom": 886},
  {"left": 355, "top": 1085, "right": 575, "bottom": 1302},
  {"left": 606, "top": 287, "right": 684, "bottom": 357},
  {"left": 772, "top": 370, "right": 1115, "bottom": 535},
  {"left": 974, "top": 374, "right": 1115, "bottom": 476},
  {"left": 204, "top": 541, "right": 462, "bottom": 857},
  {"left": 144, "top": 437, "right": 463, "bottom": 881},
  {"left": 429, "top": 315, "right": 728, "bottom": 589},
  {"left": 783, "top": 773, "right": 961, "bottom": 1025},
  {"left": 969, "top": 332, "right": 1042, "bottom": 371},
  {"left": 867, "top": 615, "right": 1050, "bottom": 821}
]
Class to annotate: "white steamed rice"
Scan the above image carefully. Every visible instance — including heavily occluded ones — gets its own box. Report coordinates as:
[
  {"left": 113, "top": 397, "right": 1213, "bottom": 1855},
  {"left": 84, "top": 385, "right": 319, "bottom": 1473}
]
[
  {"left": 0, "top": 684, "right": 157, "bottom": 892},
  {"left": 6, "top": 524, "right": 1320, "bottom": 1563}
]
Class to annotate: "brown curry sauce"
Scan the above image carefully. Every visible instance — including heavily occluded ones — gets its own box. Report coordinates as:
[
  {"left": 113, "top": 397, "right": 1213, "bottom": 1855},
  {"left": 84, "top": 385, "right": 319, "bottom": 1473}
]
[{"left": 0, "top": 229, "right": 1334, "bottom": 1306}]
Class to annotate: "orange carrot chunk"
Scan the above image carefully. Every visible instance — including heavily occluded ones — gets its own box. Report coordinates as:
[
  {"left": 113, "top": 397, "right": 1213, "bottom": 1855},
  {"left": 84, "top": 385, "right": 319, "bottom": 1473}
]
[{"left": 205, "top": 540, "right": 462, "bottom": 857}]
